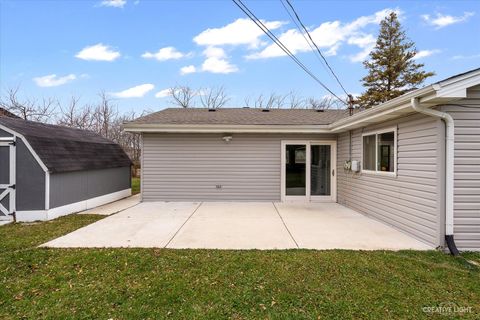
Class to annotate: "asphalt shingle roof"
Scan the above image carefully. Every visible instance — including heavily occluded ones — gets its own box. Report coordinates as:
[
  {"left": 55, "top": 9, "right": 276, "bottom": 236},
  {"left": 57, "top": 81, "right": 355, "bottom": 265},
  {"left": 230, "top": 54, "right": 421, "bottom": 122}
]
[
  {"left": 129, "top": 108, "right": 349, "bottom": 126},
  {"left": 0, "top": 107, "right": 20, "bottom": 118},
  {"left": 0, "top": 117, "right": 131, "bottom": 173}
]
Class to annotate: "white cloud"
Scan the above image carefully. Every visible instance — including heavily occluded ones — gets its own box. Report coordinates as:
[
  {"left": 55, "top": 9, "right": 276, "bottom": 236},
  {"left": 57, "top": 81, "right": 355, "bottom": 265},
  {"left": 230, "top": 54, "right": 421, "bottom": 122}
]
[
  {"left": 75, "top": 43, "right": 121, "bottom": 61},
  {"left": 194, "top": 18, "right": 286, "bottom": 48},
  {"left": 200, "top": 46, "right": 238, "bottom": 74},
  {"left": 452, "top": 53, "right": 480, "bottom": 60},
  {"left": 246, "top": 8, "right": 399, "bottom": 60},
  {"left": 99, "top": 0, "right": 126, "bottom": 8},
  {"left": 180, "top": 65, "right": 196, "bottom": 75},
  {"left": 141, "top": 47, "right": 189, "bottom": 61},
  {"left": 111, "top": 84, "right": 154, "bottom": 98},
  {"left": 421, "top": 12, "right": 474, "bottom": 29},
  {"left": 414, "top": 49, "right": 441, "bottom": 60},
  {"left": 347, "top": 34, "right": 376, "bottom": 62},
  {"left": 201, "top": 57, "right": 238, "bottom": 74},
  {"left": 203, "top": 46, "right": 227, "bottom": 59},
  {"left": 33, "top": 74, "right": 76, "bottom": 87},
  {"left": 155, "top": 88, "right": 171, "bottom": 98}
]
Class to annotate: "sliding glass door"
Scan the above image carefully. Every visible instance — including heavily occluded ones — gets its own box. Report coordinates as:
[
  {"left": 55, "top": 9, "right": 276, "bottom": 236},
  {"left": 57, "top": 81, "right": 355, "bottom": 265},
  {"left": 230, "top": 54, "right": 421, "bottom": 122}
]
[
  {"left": 285, "top": 145, "right": 306, "bottom": 196},
  {"left": 282, "top": 141, "right": 336, "bottom": 202},
  {"left": 310, "top": 144, "right": 331, "bottom": 197}
]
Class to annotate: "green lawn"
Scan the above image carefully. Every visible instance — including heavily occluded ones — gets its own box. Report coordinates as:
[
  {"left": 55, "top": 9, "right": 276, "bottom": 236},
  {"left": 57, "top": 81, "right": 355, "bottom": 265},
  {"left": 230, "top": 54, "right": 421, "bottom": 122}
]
[
  {"left": 0, "top": 215, "right": 479, "bottom": 319},
  {"left": 131, "top": 177, "right": 140, "bottom": 195}
]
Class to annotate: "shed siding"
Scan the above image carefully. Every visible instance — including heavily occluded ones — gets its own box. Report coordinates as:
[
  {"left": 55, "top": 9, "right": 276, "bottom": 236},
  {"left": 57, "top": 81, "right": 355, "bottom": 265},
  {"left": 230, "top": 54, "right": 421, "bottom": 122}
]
[
  {"left": 0, "top": 128, "right": 12, "bottom": 137},
  {"left": 337, "top": 114, "right": 444, "bottom": 247},
  {"left": 441, "top": 85, "right": 480, "bottom": 251},
  {"left": 16, "top": 138, "right": 46, "bottom": 210},
  {"left": 49, "top": 166, "right": 131, "bottom": 208},
  {"left": 142, "top": 133, "right": 334, "bottom": 201}
]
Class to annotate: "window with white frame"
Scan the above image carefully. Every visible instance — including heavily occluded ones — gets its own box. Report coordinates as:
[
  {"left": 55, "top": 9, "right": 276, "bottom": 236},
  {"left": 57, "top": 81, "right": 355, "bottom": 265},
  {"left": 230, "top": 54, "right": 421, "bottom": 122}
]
[{"left": 362, "top": 128, "right": 396, "bottom": 174}]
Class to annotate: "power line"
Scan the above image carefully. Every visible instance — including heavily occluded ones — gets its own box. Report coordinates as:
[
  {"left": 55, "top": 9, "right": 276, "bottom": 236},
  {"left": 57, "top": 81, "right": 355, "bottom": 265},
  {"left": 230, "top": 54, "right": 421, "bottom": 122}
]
[
  {"left": 278, "top": 0, "right": 331, "bottom": 76},
  {"left": 231, "top": 0, "right": 348, "bottom": 105},
  {"left": 283, "top": 0, "right": 349, "bottom": 97}
]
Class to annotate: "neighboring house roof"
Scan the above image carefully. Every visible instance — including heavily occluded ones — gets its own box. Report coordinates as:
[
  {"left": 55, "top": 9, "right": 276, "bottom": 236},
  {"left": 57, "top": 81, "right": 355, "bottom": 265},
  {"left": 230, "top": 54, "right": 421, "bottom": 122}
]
[
  {"left": 0, "top": 107, "right": 20, "bottom": 118},
  {"left": 124, "top": 68, "right": 480, "bottom": 134},
  {"left": 0, "top": 117, "right": 131, "bottom": 173},
  {"left": 130, "top": 108, "right": 349, "bottom": 125}
]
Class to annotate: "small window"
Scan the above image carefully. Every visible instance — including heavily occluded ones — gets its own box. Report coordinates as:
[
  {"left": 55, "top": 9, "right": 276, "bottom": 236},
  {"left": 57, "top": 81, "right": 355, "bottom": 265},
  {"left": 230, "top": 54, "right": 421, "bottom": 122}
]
[
  {"left": 362, "top": 128, "right": 396, "bottom": 174},
  {"left": 362, "top": 135, "right": 376, "bottom": 170},
  {"left": 378, "top": 132, "right": 394, "bottom": 172}
]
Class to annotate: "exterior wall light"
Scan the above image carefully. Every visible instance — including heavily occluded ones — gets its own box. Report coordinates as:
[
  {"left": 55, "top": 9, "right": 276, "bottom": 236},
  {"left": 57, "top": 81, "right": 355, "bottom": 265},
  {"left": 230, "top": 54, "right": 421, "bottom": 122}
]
[{"left": 222, "top": 135, "right": 233, "bottom": 142}]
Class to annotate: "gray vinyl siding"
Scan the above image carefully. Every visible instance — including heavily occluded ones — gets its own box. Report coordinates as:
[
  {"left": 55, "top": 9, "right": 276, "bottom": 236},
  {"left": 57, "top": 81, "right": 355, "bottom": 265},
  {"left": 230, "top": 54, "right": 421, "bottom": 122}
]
[
  {"left": 440, "top": 85, "right": 480, "bottom": 251},
  {"left": 49, "top": 166, "right": 131, "bottom": 208},
  {"left": 16, "top": 138, "right": 46, "bottom": 211},
  {"left": 141, "top": 133, "right": 334, "bottom": 201},
  {"left": 0, "top": 128, "right": 12, "bottom": 137},
  {"left": 337, "top": 114, "right": 444, "bottom": 247}
]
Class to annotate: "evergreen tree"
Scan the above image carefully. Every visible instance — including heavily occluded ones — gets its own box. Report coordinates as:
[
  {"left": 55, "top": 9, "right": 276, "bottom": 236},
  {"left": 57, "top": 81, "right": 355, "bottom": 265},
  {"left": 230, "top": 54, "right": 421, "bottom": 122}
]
[{"left": 357, "top": 12, "right": 434, "bottom": 108}]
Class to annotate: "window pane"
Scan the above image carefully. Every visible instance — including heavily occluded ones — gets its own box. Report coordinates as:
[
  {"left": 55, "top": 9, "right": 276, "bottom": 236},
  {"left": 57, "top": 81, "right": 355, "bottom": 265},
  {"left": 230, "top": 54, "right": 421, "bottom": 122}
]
[
  {"left": 286, "top": 145, "right": 306, "bottom": 196},
  {"left": 378, "top": 132, "right": 395, "bottom": 172},
  {"left": 311, "top": 145, "right": 331, "bottom": 196},
  {"left": 363, "top": 135, "right": 376, "bottom": 170}
]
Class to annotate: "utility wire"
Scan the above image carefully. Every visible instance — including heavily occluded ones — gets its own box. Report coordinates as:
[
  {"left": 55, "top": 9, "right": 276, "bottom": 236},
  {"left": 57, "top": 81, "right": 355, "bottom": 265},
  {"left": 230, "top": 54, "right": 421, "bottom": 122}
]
[
  {"left": 284, "top": 0, "right": 349, "bottom": 97},
  {"left": 231, "top": 0, "right": 348, "bottom": 105},
  {"left": 279, "top": 0, "right": 331, "bottom": 76}
]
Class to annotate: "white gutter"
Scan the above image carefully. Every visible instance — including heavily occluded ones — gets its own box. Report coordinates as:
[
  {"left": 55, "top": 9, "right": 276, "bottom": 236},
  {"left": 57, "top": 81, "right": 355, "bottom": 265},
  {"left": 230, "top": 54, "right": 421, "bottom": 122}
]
[{"left": 411, "top": 97, "right": 459, "bottom": 255}]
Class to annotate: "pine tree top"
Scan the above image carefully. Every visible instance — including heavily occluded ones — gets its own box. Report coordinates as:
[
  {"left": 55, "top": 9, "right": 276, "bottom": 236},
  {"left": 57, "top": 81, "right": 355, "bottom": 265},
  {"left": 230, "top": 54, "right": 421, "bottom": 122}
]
[{"left": 357, "top": 12, "right": 435, "bottom": 108}]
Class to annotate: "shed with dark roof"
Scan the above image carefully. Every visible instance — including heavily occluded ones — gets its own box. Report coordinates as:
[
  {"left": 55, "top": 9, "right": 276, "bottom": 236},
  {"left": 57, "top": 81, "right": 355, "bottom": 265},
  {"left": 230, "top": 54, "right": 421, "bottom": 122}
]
[{"left": 0, "top": 117, "right": 132, "bottom": 222}]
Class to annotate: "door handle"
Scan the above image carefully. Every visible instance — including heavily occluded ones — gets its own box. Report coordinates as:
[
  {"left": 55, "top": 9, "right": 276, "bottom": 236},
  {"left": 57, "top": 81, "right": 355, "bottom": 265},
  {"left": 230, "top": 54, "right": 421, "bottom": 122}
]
[{"left": 332, "top": 169, "right": 335, "bottom": 176}]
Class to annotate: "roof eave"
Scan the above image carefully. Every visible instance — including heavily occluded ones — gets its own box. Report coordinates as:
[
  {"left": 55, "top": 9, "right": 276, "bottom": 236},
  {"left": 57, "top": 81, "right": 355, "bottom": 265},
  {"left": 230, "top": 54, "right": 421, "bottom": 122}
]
[
  {"left": 330, "top": 69, "right": 480, "bottom": 132},
  {"left": 123, "top": 123, "right": 332, "bottom": 134}
]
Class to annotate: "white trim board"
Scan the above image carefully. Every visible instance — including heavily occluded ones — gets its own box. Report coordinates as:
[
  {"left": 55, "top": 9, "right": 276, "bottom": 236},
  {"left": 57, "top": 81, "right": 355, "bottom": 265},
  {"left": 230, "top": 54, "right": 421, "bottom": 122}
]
[{"left": 15, "top": 188, "right": 132, "bottom": 222}]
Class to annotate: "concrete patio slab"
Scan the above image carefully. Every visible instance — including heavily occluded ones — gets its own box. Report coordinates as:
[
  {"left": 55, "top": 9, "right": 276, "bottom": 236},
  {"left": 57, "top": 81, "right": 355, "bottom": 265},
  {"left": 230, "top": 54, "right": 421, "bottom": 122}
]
[
  {"left": 42, "top": 202, "right": 199, "bottom": 248},
  {"left": 274, "top": 202, "right": 431, "bottom": 250},
  {"left": 42, "top": 201, "right": 433, "bottom": 250},
  {"left": 78, "top": 194, "right": 141, "bottom": 216},
  {"left": 167, "top": 202, "right": 297, "bottom": 250}
]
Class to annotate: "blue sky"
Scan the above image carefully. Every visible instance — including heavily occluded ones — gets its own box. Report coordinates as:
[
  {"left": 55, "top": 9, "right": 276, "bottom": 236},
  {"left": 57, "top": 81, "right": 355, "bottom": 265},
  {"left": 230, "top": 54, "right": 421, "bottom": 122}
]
[{"left": 1, "top": 0, "right": 479, "bottom": 114}]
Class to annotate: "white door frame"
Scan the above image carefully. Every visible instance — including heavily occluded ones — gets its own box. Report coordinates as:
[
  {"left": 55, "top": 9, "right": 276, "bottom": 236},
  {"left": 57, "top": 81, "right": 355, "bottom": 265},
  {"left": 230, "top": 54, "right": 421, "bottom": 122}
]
[
  {"left": 0, "top": 137, "right": 16, "bottom": 219},
  {"left": 281, "top": 140, "right": 336, "bottom": 203}
]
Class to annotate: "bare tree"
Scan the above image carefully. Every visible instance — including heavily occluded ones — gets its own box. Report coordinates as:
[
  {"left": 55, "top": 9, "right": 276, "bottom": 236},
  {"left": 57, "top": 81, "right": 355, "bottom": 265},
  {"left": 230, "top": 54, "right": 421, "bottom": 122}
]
[
  {"left": 199, "top": 86, "right": 230, "bottom": 109},
  {"left": 244, "top": 96, "right": 252, "bottom": 108},
  {"left": 116, "top": 111, "right": 147, "bottom": 165},
  {"left": 169, "top": 85, "right": 196, "bottom": 108},
  {"left": 92, "top": 91, "right": 118, "bottom": 139},
  {"left": 254, "top": 94, "right": 265, "bottom": 109},
  {"left": 57, "top": 96, "right": 94, "bottom": 130},
  {"left": 307, "top": 96, "right": 343, "bottom": 110},
  {"left": 0, "top": 86, "right": 56, "bottom": 122},
  {"left": 252, "top": 93, "right": 288, "bottom": 109},
  {"left": 287, "top": 91, "right": 305, "bottom": 109}
]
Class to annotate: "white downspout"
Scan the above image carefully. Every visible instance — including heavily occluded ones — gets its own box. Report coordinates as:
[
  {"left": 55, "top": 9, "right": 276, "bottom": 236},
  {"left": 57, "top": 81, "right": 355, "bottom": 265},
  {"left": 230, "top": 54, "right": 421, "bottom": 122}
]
[{"left": 411, "top": 98, "right": 459, "bottom": 255}]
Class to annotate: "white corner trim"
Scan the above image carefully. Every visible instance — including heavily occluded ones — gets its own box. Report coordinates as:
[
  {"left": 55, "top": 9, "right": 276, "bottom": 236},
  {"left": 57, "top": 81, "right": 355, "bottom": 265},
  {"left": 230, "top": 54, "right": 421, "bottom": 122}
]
[
  {"left": 15, "top": 189, "right": 132, "bottom": 222},
  {"left": 45, "top": 172, "right": 50, "bottom": 210}
]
